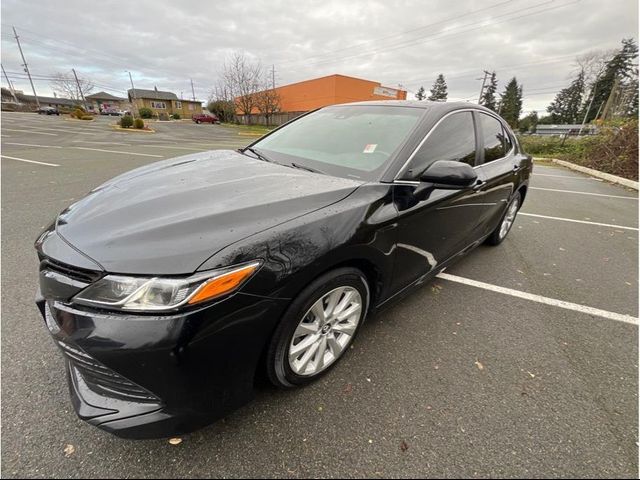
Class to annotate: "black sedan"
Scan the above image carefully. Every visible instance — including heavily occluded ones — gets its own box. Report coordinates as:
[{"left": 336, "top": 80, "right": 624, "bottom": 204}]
[{"left": 35, "top": 101, "right": 531, "bottom": 438}]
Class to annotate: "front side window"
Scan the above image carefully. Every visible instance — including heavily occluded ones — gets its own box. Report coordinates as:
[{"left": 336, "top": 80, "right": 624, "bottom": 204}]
[
  {"left": 400, "top": 111, "right": 476, "bottom": 180},
  {"left": 251, "top": 105, "right": 425, "bottom": 181},
  {"left": 479, "top": 113, "right": 508, "bottom": 163}
]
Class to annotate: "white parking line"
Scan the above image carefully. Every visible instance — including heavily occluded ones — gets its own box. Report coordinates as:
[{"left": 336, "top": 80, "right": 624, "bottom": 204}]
[
  {"left": 533, "top": 173, "right": 599, "bottom": 180},
  {"left": 5, "top": 143, "right": 63, "bottom": 148},
  {"left": 27, "top": 126, "right": 97, "bottom": 136},
  {"left": 74, "top": 147, "right": 163, "bottom": 158},
  {"left": 1, "top": 155, "right": 60, "bottom": 167},
  {"left": 3, "top": 129, "right": 57, "bottom": 136},
  {"left": 140, "top": 145, "right": 207, "bottom": 151},
  {"left": 437, "top": 272, "right": 638, "bottom": 325},
  {"left": 531, "top": 187, "right": 637, "bottom": 200},
  {"left": 71, "top": 140, "right": 131, "bottom": 146},
  {"left": 519, "top": 212, "right": 638, "bottom": 231}
]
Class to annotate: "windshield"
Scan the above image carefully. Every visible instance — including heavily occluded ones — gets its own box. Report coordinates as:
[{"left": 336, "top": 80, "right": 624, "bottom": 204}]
[{"left": 250, "top": 105, "right": 425, "bottom": 180}]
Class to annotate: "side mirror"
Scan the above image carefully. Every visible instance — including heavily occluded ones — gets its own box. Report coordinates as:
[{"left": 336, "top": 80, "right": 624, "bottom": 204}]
[{"left": 413, "top": 160, "right": 478, "bottom": 199}]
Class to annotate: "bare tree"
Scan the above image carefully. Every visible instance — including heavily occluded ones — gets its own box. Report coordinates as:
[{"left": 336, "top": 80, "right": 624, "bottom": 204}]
[
  {"left": 50, "top": 71, "right": 94, "bottom": 102},
  {"left": 574, "top": 49, "right": 616, "bottom": 94},
  {"left": 218, "top": 52, "right": 262, "bottom": 123},
  {"left": 254, "top": 79, "right": 281, "bottom": 125}
]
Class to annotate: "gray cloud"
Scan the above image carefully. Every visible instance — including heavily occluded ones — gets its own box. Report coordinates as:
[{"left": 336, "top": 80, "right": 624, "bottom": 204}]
[{"left": 1, "top": 0, "right": 637, "bottom": 115}]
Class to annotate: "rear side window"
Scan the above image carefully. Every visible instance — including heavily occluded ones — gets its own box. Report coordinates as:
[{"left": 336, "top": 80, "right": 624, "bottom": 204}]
[
  {"left": 479, "top": 113, "right": 510, "bottom": 163},
  {"left": 401, "top": 111, "right": 476, "bottom": 179}
]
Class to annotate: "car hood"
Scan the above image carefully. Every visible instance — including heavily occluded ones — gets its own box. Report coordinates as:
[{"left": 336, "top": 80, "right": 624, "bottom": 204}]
[{"left": 55, "top": 150, "right": 363, "bottom": 275}]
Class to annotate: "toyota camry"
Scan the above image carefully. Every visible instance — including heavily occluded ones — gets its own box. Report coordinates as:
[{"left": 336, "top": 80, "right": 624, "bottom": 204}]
[{"left": 35, "top": 100, "right": 531, "bottom": 438}]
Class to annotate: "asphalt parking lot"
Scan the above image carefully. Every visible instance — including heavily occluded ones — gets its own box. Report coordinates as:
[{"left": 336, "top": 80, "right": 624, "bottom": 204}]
[{"left": 1, "top": 111, "right": 638, "bottom": 478}]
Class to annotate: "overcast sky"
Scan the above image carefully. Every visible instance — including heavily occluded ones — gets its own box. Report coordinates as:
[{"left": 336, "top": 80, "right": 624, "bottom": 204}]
[{"left": 1, "top": 0, "right": 637, "bottom": 115}]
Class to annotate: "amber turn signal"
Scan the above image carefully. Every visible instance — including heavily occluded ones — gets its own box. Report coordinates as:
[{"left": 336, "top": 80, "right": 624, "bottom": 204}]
[{"left": 188, "top": 263, "right": 260, "bottom": 304}]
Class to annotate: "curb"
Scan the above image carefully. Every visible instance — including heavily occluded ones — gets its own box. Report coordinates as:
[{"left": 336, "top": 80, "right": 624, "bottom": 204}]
[
  {"left": 64, "top": 117, "right": 95, "bottom": 123},
  {"left": 109, "top": 125, "right": 156, "bottom": 133},
  {"left": 534, "top": 157, "right": 638, "bottom": 191}
]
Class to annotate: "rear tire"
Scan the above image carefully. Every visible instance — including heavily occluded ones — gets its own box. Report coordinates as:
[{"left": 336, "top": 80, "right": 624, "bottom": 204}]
[
  {"left": 196, "top": 120, "right": 201, "bottom": 124},
  {"left": 486, "top": 191, "right": 521, "bottom": 246},
  {"left": 267, "top": 268, "right": 369, "bottom": 388}
]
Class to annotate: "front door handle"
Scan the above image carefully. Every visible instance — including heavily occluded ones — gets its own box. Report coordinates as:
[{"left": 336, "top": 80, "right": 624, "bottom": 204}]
[
  {"left": 472, "top": 180, "right": 487, "bottom": 191},
  {"left": 513, "top": 164, "right": 522, "bottom": 172}
]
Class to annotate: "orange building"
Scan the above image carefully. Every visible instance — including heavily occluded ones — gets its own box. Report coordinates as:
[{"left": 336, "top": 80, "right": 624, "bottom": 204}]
[{"left": 271, "top": 74, "right": 407, "bottom": 112}]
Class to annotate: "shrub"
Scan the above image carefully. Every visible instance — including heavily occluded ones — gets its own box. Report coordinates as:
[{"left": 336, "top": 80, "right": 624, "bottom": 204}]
[
  {"left": 138, "top": 107, "right": 153, "bottom": 118},
  {"left": 518, "top": 119, "right": 638, "bottom": 180},
  {"left": 134, "top": 118, "right": 144, "bottom": 129},
  {"left": 158, "top": 112, "right": 169, "bottom": 121},
  {"left": 71, "top": 107, "right": 86, "bottom": 119},
  {"left": 80, "top": 115, "right": 93, "bottom": 120},
  {"left": 172, "top": 112, "right": 181, "bottom": 120},
  {"left": 120, "top": 115, "right": 134, "bottom": 128}
]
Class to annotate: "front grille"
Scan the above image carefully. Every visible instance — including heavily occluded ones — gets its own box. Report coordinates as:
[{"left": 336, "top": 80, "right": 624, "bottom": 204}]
[
  {"left": 41, "top": 258, "right": 103, "bottom": 284},
  {"left": 57, "top": 341, "right": 158, "bottom": 403}
]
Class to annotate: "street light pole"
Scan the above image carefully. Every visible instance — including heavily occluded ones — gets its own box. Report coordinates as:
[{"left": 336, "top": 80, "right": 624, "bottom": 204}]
[{"left": 127, "top": 71, "right": 138, "bottom": 118}]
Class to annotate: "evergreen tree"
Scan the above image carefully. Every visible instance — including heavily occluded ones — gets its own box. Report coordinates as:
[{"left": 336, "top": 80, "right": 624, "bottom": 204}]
[
  {"left": 427, "top": 74, "right": 448, "bottom": 101},
  {"left": 518, "top": 111, "right": 539, "bottom": 133},
  {"left": 547, "top": 70, "right": 585, "bottom": 123},
  {"left": 415, "top": 86, "right": 426, "bottom": 101},
  {"left": 583, "top": 38, "right": 638, "bottom": 122},
  {"left": 480, "top": 71, "right": 498, "bottom": 111},
  {"left": 499, "top": 77, "right": 523, "bottom": 128}
]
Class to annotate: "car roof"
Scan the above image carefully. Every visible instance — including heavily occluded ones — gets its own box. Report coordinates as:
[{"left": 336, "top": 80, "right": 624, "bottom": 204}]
[{"left": 330, "top": 99, "right": 498, "bottom": 116}]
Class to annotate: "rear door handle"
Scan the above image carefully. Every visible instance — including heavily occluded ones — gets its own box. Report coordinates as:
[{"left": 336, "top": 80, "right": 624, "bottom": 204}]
[{"left": 513, "top": 164, "right": 522, "bottom": 172}]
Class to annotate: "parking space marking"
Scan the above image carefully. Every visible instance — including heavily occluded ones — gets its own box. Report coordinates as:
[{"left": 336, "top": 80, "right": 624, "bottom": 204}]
[
  {"left": 5, "top": 143, "right": 63, "bottom": 149},
  {"left": 27, "top": 126, "right": 97, "bottom": 136},
  {"left": 71, "top": 140, "right": 131, "bottom": 146},
  {"left": 533, "top": 173, "right": 599, "bottom": 180},
  {"left": 1, "top": 155, "right": 60, "bottom": 167},
  {"left": 530, "top": 187, "right": 637, "bottom": 200},
  {"left": 519, "top": 212, "right": 638, "bottom": 231},
  {"left": 140, "top": 144, "right": 207, "bottom": 151},
  {"left": 437, "top": 272, "right": 638, "bottom": 325},
  {"left": 73, "top": 146, "right": 163, "bottom": 158},
  {"left": 3, "top": 128, "right": 57, "bottom": 136}
]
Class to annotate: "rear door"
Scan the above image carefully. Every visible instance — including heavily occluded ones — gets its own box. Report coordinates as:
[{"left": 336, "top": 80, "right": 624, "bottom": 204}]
[{"left": 473, "top": 112, "right": 519, "bottom": 236}]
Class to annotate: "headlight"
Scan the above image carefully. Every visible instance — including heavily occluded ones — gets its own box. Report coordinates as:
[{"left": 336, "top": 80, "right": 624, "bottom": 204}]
[{"left": 73, "top": 261, "right": 261, "bottom": 311}]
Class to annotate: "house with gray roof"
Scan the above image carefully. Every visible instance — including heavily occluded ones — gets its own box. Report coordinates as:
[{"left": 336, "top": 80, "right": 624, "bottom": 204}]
[{"left": 127, "top": 86, "right": 202, "bottom": 118}]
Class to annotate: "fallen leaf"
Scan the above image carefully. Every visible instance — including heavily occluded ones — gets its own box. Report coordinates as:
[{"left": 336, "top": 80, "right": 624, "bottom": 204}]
[
  {"left": 559, "top": 247, "right": 566, "bottom": 251},
  {"left": 168, "top": 438, "right": 182, "bottom": 445},
  {"left": 63, "top": 444, "right": 75, "bottom": 457},
  {"left": 426, "top": 405, "right": 432, "bottom": 410},
  {"left": 368, "top": 439, "right": 373, "bottom": 444},
  {"left": 475, "top": 360, "right": 484, "bottom": 371},
  {"left": 318, "top": 406, "right": 323, "bottom": 412},
  {"left": 400, "top": 440, "right": 409, "bottom": 452},
  {"left": 343, "top": 383, "right": 353, "bottom": 394},
  {"left": 527, "top": 371, "right": 536, "bottom": 378},
  {"left": 366, "top": 377, "right": 371, "bottom": 382}
]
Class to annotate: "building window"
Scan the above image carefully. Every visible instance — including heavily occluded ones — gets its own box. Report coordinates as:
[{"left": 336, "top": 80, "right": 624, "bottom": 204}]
[
  {"left": 151, "top": 101, "right": 166, "bottom": 109},
  {"left": 188, "top": 103, "right": 195, "bottom": 111},
  {"left": 175, "top": 101, "right": 182, "bottom": 109}
]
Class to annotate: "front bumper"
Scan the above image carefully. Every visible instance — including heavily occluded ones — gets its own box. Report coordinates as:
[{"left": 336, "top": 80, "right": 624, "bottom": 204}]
[{"left": 37, "top": 289, "right": 288, "bottom": 439}]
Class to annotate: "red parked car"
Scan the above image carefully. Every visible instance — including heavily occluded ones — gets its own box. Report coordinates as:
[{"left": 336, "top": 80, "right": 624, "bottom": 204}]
[{"left": 192, "top": 113, "right": 219, "bottom": 124}]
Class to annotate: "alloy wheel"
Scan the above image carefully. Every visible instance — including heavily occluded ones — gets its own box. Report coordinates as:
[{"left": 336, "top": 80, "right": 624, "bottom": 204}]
[
  {"left": 499, "top": 197, "right": 520, "bottom": 240},
  {"left": 288, "top": 286, "right": 362, "bottom": 377}
]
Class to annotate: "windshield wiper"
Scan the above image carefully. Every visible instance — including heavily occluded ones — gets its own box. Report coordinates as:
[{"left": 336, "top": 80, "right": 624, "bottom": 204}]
[
  {"left": 289, "top": 162, "right": 325, "bottom": 175},
  {"left": 242, "top": 147, "right": 275, "bottom": 163}
]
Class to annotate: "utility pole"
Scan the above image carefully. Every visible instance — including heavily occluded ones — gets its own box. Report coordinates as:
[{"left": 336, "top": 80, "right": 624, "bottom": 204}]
[
  {"left": 72, "top": 68, "right": 88, "bottom": 110},
  {"left": 477, "top": 70, "right": 491, "bottom": 104},
  {"left": 578, "top": 81, "right": 598, "bottom": 135},
  {"left": 190, "top": 78, "right": 196, "bottom": 101},
  {"left": 127, "top": 71, "right": 138, "bottom": 118},
  {"left": 271, "top": 65, "right": 276, "bottom": 90},
  {"left": 600, "top": 76, "right": 620, "bottom": 121},
  {"left": 1, "top": 63, "right": 19, "bottom": 103},
  {"left": 12, "top": 26, "right": 39, "bottom": 109}
]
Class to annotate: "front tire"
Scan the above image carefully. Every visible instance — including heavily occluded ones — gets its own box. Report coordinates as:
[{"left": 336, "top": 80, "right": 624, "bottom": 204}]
[
  {"left": 267, "top": 268, "right": 369, "bottom": 388},
  {"left": 486, "top": 191, "right": 521, "bottom": 246}
]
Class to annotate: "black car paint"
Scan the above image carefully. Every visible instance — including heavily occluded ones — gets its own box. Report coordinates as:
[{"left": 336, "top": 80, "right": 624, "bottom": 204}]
[{"left": 35, "top": 101, "right": 532, "bottom": 438}]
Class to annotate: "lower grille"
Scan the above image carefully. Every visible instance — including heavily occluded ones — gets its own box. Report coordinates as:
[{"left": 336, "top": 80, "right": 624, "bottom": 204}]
[{"left": 57, "top": 341, "right": 158, "bottom": 403}]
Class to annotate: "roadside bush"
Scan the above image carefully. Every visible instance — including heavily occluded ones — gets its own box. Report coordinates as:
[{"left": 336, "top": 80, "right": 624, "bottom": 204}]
[
  {"left": 518, "top": 119, "right": 638, "bottom": 180},
  {"left": 120, "top": 115, "right": 134, "bottom": 128},
  {"left": 172, "top": 112, "right": 181, "bottom": 120},
  {"left": 138, "top": 107, "right": 153, "bottom": 119},
  {"left": 80, "top": 115, "right": 93, "bottom": 120},
  {"left": 71, "top": 107, "right": 86, "bottom": 119},
  {"left": 158, "top": 112, "right": 169, "bottom": 121},
  {"left": 134, "top": 118, "right": 144, "bottom": 129},
  {"left": 207, "top": 100, "right": 235, "bottom": 123}
]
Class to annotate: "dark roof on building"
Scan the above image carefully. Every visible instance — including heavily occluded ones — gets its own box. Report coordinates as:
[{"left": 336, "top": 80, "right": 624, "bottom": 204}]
[
  {"left": 128, "top": 88, "right": 178, "bottom": 101},
  {"left": 86, "top": 91, "right": 126, "bottom": 101}
]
